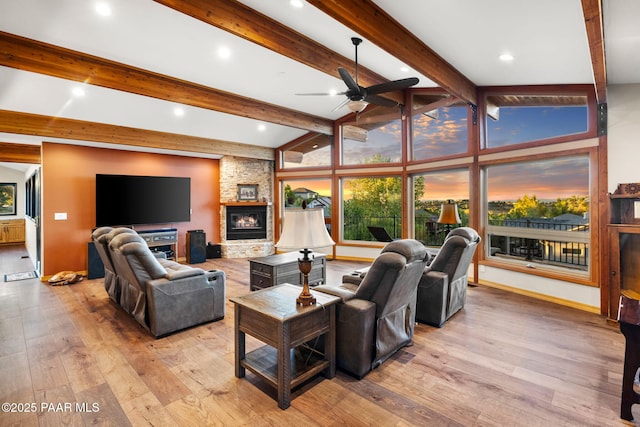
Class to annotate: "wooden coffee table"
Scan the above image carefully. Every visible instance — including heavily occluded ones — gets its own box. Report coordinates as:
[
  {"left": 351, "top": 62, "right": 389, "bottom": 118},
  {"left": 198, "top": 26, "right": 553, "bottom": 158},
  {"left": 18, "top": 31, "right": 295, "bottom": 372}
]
[{"left": 230, "top": 284, "right": 340, "bottom": 409}]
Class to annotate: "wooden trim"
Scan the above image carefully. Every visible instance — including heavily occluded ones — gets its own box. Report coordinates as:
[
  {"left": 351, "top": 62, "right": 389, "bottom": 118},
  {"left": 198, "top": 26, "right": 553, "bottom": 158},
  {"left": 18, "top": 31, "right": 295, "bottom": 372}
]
[
  {"left": 0, "top": 31, "right": 333, "bottom": 136},
  {"left": 220, "top": 202, "right": 269, "bottom": 206},
  {"left": 478, "top": 279, "right": 600, "bottom": 314},
  {"left": 0, "top": 110, "right": 275, "bottom": 161},
  {"left": 0, "top": 142, "right": 40, "bottom": 163},
  {"left": 582, "top": 0, "right": 607, "bottom": 104},
  {"left": 306, "top": 0, "right": 477, "bottom": 106}
]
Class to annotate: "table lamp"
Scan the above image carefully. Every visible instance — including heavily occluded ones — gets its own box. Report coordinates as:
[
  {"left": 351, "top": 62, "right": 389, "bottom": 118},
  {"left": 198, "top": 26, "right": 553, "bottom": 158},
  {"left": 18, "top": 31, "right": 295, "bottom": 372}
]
[
  {"left": 275, "top": 203, "right": 335, "bottom": 306},
  {"left": 437, "top": 199, "right": 461, "bottom": 233}
]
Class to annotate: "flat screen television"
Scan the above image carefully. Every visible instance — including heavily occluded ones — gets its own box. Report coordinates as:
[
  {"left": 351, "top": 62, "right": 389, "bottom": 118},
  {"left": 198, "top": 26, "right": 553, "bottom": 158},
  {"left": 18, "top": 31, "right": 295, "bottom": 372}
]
[{"left": 96, "top": 174, "right": 190, "bottom": 226}]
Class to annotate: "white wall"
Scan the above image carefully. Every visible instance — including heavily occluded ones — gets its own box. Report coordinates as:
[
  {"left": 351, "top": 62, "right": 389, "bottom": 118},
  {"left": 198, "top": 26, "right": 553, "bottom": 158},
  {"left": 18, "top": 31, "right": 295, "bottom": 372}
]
[{"left": 607, "top": 84, "right": 640, "bottom": 192}]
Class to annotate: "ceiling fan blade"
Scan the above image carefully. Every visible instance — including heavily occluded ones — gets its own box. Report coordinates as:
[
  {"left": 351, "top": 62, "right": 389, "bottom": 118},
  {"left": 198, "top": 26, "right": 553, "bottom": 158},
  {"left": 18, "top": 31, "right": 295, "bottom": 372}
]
[
  {"left": 338, "top": 67, "right": 360, "bottom": 93},
  {"left": 363, "top": 93, "right": 399, "bottom": 108},
  {"left": 296, "top": 91, "right": 347, "bottom": 96},
  {"left": 365, "top": 77, "right": 419, "bottom": 95},
  {"left": 332, "top": 97, "right": 352, "bottom": 112}
]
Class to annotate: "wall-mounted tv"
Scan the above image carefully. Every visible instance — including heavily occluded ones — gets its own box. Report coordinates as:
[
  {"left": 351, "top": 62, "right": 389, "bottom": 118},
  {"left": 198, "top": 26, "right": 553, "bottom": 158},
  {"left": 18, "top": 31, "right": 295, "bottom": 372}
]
[{"left": 96, "top": 174, "right": 191, "bottom": 227}]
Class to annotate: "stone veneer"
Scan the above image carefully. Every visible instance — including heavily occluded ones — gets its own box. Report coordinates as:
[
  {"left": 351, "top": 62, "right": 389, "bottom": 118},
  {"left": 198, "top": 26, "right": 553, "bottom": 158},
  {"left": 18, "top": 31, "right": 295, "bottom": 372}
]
[{"left": 219, "top": 156, "right": 275, "bottom": 258}]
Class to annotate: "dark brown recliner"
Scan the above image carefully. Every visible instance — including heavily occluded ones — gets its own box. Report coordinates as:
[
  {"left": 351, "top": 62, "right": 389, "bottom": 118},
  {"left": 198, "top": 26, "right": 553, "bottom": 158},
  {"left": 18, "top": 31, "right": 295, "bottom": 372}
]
[
  {"left": 315, "top": 239, "right": 429, "bottom": 378},
  {"left": 416, "top": 227, "right": 480, "bottom": 327}
]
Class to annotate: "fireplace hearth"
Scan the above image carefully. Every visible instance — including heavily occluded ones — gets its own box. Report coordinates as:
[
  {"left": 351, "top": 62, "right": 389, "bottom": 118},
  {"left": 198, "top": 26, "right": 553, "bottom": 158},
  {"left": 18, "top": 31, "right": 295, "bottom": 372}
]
[{"left": 226, "top": 205, "right": 267, "bottom": 240}]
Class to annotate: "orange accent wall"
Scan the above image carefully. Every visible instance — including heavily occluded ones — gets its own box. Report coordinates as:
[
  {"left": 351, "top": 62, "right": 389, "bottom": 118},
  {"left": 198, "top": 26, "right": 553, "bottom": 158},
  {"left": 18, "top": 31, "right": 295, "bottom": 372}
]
[{"left": 41, "top": 143, "right": 220, "bottom": 275}]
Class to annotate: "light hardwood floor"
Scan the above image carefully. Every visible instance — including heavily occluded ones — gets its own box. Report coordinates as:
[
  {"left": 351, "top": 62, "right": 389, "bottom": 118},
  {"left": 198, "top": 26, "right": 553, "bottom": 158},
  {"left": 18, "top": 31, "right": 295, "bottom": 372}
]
[{"left": 0, "top": 243, "right": 638, "bottom": 426}]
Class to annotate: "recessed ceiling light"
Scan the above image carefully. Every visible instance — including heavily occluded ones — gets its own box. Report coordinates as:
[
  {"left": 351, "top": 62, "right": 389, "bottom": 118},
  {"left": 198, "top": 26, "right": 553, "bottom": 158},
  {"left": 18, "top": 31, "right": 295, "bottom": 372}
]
[
  {"left": 173, "top": 107, "right": 185, "bottom": 117},
  {"left": 400, "top": 66, "right": 410, "bottom": 72},
  {"left": 217, "top": 46, "right": 231, "bottom": 60},
  {"left": 72, "top": 87, "right": 86, "bottom": 97},
  {"left": 95, "top": 2, "right": 112, "bottom": 16},
  {"left": 499, "top": 53, "right": 514, "bottom": 62},
  {"left": 257, "top": 124, "right": 266, "bottom": 132},
  {"left": 329, "top": 89, "right": 338, "bottom": 96},
  {"left": 290, "top": 0, "right": 304, "bottom": 8}
]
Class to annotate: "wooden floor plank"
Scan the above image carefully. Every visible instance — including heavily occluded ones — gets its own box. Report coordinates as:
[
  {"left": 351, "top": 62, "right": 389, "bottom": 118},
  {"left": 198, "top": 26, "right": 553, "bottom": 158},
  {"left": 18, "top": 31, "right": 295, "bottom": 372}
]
[{"left": 0, "top": 245, "right": 637, "bottom": 425}]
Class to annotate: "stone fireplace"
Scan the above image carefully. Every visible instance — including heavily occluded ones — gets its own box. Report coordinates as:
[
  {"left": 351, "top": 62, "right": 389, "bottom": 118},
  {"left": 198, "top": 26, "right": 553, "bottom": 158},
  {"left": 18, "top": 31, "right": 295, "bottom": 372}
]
[{"left": 218, "top": 155, "right": 275, "bottom": 258}]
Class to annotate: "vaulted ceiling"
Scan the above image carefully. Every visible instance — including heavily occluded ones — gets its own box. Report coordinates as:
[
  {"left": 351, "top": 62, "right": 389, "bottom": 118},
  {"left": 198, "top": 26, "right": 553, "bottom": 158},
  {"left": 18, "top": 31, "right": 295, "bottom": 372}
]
[{"left": 0, "top": 0, "right": 637, "bottom": 165}]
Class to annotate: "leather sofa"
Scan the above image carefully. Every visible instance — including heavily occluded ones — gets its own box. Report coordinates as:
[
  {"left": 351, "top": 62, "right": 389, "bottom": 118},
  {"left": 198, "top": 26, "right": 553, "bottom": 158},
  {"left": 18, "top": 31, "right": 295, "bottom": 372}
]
[
  {"left": 415, "top": 227, "right": 480, "bottom": 327},
  {"left": 91, "top": 227, "right": 225, "bottom": 337},
  {"left": 315, "top": 239, "right": 430, "bottom": 378}
]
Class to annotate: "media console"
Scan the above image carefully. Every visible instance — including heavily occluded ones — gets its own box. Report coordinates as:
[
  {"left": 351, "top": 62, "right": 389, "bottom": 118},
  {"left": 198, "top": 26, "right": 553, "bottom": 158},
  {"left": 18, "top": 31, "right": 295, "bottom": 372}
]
[{"left": 138, "top": 228, "right": 178, "bottom": 260}]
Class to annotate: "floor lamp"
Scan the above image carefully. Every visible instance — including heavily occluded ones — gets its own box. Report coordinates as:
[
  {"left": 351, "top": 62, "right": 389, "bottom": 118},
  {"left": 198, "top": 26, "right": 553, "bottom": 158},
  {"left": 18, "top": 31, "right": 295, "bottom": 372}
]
[{"left": 275, "top": 204, "right": 335, "bottom": 306}]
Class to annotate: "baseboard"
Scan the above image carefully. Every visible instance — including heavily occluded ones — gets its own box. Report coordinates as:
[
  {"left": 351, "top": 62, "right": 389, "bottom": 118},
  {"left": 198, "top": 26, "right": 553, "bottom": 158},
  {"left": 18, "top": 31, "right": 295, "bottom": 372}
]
[{"left": 477, "top": 279, "right": 600, "bottom": 314}]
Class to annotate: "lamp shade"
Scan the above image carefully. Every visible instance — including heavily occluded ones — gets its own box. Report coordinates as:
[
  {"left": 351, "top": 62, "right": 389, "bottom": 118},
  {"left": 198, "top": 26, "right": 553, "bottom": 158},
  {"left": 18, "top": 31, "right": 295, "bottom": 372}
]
[
  {"left": 347, "top": 99, "right": 368, "bottom": 113},
  {"left": 437, "top": 201, "right": 462, "bottom": 225},
  {"left": 275, "top": 207, "right": 335, "bottom": 250}
]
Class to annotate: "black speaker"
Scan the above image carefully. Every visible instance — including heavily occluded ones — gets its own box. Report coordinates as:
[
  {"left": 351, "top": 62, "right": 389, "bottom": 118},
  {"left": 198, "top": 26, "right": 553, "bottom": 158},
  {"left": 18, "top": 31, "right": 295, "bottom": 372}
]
[
  {"left": 207, "top": 243, "right": 222, "bottom": 259},
  {"left": 186, "top": 230, "right": 206, "bottom": 264},
  {"left": 87, "top": 242, "right": 105, "bottom": 279}
]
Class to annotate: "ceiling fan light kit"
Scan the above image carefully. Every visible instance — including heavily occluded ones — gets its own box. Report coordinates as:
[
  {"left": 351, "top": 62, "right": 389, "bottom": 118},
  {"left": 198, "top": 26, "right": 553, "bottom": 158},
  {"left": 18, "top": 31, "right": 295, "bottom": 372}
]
[{"left": 347, "top": 99, "right": 368, "bottom": 112}]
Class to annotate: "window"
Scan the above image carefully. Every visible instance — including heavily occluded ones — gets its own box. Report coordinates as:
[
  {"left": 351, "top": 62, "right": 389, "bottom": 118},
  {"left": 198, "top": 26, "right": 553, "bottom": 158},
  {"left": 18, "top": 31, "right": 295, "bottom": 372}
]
[
  {"left": 281, "top": 178, "right": 332, "bottom": 234},
  {"left": 485, "top": 94, "right": 589, "bottom": 149},
  {"left": 411, "top": 94, "right": 469, "bottom": 160},
  {"left": 341, "top": 176, "right": 402, "bottom": 242},
  {"left": 485, "top": 155, "right": 590, "bottom": 272},
  {"left": 341, "top": 107, "right": 402, "bottom": 165},
  {"left": 281, "top": 134, "right": 332, "bottom": 169},
  {"left": 413, "top": 169, "right": 469, "bottom": 245}
]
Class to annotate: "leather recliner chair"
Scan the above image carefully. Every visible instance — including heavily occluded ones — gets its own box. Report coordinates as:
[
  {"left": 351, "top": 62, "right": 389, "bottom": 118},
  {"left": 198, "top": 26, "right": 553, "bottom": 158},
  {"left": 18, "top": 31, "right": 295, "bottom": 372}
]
[
  {"left": 416, "top": 227, "right": 480, "bottom": 327},
  {"left": 91, "top": 226, "right": 136, "bottom": 303},
  {"left": 101, "top": 229, "right": 225, "bottom": 337},
  {"left": 315, "top": 239, "right": 430, "bottom": 378}
]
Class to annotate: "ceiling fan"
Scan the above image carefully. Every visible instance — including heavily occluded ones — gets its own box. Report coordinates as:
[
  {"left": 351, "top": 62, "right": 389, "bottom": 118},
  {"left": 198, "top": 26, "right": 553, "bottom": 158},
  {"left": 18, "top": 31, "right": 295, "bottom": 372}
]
[{"left": 299, "top": 37, "right": 419, "bottom": 113}]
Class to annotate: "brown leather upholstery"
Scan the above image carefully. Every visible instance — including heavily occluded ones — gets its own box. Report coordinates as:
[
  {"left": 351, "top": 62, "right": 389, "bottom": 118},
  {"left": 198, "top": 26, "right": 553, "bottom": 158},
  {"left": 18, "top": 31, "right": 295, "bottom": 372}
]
[
  {"left": 315, "top": 239, "right": 429, "bottom": 378},
  {"left": 416, "top": 227, "right": 480, "bottom": 327}
]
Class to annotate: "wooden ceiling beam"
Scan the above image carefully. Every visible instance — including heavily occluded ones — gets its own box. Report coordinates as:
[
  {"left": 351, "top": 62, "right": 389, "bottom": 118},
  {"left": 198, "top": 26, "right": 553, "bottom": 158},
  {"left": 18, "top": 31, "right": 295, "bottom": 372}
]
[
  {"left": 582, "top": 0, "right": 607, "bottom": 104},
  {"left": 153, "top": 0, "right": 389, "bottom": 88},
  {"left": 306, "top": 0, "right": 478, "bottom": 106},
  {"left": 0, "top": 31, "right": 332, "bottom": 136},
  {"left": 0, "top": 142, "right": 40, "bottom": 164},
  {"left": 0, "top": 110, "right": 275, "bottom": 161}
]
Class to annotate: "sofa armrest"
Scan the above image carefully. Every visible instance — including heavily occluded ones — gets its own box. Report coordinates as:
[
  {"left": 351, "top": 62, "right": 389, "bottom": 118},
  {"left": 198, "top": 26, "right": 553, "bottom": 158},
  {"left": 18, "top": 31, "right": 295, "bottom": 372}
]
[
  {"left": 335, "top": 298, "right": 376, "bottom": 378},
  {"left": 416, "top": 270, "right": 449, "bottom": 327},
  {"left": 146, "top": 270, "right": 226, "bottom": 337},
  {"left": 314, "top": 283, "right": 358, "bottom": 302},
  {"left": 165, "top": 268, "right": 205, "bottom": 281}
]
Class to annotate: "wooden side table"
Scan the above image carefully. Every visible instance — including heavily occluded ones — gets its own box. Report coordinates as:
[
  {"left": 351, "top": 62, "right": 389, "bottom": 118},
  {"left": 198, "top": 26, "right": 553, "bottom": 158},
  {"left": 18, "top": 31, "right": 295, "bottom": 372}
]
[
  {"left": 230, "top": 284, "right": 340, "bottom": 409},
  {"left": 249, "top": 251, "right": 326, "bottom": 291}
]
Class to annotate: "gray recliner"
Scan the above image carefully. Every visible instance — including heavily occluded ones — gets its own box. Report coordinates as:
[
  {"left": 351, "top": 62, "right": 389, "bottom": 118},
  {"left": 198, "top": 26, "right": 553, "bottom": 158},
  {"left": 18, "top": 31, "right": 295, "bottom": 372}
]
[
  {"left": 315, "top": 239, "right": 429, "bottom": 378},
  {"left": 415, "top": 227, "right": 480, "bottom": 327},
  {"left": 98, "top": 228, "right": 225, "bottom": 337},
  {"left": 91, "top": 226, "right": 136, "bottom": 303}
]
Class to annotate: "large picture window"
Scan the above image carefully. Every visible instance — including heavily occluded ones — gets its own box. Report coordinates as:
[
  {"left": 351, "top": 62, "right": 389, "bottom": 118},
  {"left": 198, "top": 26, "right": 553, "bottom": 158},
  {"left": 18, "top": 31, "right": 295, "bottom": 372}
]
[
  {"left": 413, "top": 169, "right": 469, "bottom": 245},
  {"left": 485, "top": 154, "right": 590, "bottom": 272},
  {"left": 411, "top": 96, "right": 469, "bottom": 161},
  {"left": 281, "top": 134, "right": 332, "bottom": 169},
  {"left": 485, "top": 94, "right": 589, "bottom": 149},
  {"left": 341, "top": 176, "right": 402, "bottom": 242},
  {"left": 340, "top": 107, "right": 402, "bottom": 165}
]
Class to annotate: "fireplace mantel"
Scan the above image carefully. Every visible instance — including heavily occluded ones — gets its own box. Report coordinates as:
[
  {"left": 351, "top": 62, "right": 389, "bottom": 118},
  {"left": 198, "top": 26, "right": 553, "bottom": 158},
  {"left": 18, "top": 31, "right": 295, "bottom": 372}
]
[{"left": 221, "top": 201, "right": 270, "bottom": 207}]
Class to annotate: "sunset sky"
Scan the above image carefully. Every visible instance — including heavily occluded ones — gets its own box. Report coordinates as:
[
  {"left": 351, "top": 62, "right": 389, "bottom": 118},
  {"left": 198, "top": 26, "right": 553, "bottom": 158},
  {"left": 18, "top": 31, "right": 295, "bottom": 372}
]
[{"left": 283, "top": 104, "right": 589, "bottom": 202}]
